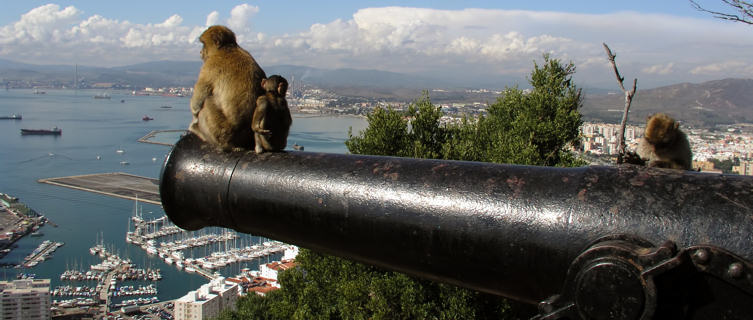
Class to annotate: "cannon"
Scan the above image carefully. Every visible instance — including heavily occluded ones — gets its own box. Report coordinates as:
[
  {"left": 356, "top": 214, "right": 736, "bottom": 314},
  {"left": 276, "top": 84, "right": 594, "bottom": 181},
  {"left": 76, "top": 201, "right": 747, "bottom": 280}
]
[{"left": 160, "top": 133, "right": 753, "bottom": 319}]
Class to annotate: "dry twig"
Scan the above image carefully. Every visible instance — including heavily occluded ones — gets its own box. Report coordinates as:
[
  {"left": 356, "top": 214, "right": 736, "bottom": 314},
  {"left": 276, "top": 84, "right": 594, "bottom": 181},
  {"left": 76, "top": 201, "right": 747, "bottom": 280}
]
[
  {"left": 603, "top": 43, "right": 637, "bottom": 164},
  {"left": 690, "top": 0, "right": 753, "bottom": 25}
]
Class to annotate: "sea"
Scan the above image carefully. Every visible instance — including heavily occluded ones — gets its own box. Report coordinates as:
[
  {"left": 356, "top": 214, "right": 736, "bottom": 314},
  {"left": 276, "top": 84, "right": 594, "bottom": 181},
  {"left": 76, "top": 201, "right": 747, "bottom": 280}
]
[{"left": 0, "top": 89, "right": 367, "bottom": 301}]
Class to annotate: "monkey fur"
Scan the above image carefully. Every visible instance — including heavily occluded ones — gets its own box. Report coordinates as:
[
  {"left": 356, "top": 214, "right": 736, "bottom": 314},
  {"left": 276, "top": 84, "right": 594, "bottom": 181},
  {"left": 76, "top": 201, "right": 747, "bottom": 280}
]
[
  {"left": 252, "top": 75, "right": 292, "bottom": 154},
  {"left": 188, "top": 25, "right": 267, "bottom": 151},
  {"left": 636, "top": 113, "right": 693, "bottom": 170}
]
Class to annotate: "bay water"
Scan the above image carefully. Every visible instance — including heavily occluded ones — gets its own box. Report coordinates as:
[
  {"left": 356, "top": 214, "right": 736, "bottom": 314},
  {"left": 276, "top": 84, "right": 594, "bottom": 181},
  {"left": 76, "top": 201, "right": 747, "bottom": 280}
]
[{"left": 0, "top": 89, "right": 367, "bottom": 301}]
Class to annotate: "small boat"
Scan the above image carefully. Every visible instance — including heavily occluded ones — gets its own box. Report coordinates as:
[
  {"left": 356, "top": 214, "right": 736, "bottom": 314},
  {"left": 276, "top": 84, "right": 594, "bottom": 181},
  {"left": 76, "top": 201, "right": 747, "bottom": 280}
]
[
  {"left": 293, "top": 143, "right": 304, "bottom": 151},
  {"left": 120, "top": 161, "right": 130, "bottom": 166},
  {"left": 33, "top": 89, "right": 46, "bottom": 94},
  {"left": 21, "top": 127, "right": 61, "bottom": 135},
  {"left": 0, "top": 114, "right": 22, "bottom": 120},
  {"left": 30, "top": 231, "right": 44, "bottom": 237},
  {"left": 159, "top": 105, "right": 172, "bottom": 109},
  {"left": 142, "top": 115, "right": 154, "bottom": 121}
]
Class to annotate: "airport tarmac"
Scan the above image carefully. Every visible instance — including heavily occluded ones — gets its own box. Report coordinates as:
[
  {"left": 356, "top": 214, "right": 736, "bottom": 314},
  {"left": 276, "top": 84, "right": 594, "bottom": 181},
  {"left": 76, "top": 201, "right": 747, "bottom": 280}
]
[{"left": 38, "top": 172, "right": 160, "bottom": 205}]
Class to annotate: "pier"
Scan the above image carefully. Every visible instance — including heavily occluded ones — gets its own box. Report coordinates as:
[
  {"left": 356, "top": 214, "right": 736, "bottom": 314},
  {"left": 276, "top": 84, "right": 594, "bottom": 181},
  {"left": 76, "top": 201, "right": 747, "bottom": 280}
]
[{"left": 22, "top": 240, "right": 63, "bottom": 268}]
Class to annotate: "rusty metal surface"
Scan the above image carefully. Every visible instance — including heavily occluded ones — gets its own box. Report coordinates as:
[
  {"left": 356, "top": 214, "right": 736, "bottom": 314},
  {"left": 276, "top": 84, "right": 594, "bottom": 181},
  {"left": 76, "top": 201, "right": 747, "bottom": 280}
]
[{"left": 160, "top": 133, "right": 753, "bottom": 305}]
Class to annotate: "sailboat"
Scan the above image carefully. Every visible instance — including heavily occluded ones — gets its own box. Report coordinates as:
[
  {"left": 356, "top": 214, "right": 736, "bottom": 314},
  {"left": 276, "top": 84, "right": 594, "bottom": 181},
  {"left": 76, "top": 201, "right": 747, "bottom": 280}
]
[{"left": 94, "top": 91, "right": 111, "bottom": 99}]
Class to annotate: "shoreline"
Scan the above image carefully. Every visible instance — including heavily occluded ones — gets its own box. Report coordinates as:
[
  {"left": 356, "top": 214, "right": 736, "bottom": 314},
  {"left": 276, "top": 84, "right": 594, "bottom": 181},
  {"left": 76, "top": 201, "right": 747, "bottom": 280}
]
[{"left": 292, "top": 112, "right": 366, "bottom": 119}]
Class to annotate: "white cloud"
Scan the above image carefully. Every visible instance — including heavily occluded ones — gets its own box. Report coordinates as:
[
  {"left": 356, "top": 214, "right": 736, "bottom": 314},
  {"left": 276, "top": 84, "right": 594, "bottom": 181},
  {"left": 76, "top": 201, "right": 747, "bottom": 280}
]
[
  {"left": 206, "top": 11, "right": 219, "bottom": 27},
  {"left": 642, "top": 62, "right": 674, "bottom": 75},
  {"left": 0, "top": 4, "right": 81, "bottom": 44},
  {"left": 1, "top": 4, "right": 753, "bottom": 86},
  {"left": 690, "top": 61, "right": 752, "bottom": 75},
  {"left": 227, "top": 4, "right": 259, "bottom": 32}
]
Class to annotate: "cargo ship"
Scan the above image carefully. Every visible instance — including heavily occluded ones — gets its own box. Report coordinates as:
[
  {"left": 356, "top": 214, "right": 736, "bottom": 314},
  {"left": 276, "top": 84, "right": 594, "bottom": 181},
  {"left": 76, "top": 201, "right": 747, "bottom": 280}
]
[{"left": 20, "top": 127, "right": 62, "bottom": 135}]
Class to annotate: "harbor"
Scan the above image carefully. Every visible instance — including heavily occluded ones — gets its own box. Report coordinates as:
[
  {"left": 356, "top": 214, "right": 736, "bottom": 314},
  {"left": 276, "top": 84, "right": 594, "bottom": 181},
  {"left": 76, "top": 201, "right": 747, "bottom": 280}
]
[
  {"left": 127, "top": 199, "right": 292, "bottom": 280},
  {"left": 0, "top": 90, "right": 364, "bottom": 318}
]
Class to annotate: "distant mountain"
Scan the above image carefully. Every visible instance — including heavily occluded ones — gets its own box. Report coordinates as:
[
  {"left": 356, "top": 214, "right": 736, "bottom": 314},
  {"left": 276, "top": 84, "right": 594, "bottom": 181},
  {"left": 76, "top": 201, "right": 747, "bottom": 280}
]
[
  {"left": 0, "top": 59, "right": 511, "bottom": 91},
  {"left": 2, "top": 59, "right": 752, "bottom": 125},
  {"left": 582, "top": 78, "right": 753, "bottom": 126}
]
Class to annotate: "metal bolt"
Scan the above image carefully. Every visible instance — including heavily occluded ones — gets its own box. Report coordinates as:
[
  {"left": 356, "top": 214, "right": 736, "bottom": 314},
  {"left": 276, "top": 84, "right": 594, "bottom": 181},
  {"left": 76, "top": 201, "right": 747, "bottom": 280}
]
[
  {"left": 692, "top": 249, "right": 710, "bottom": 265},
  {"left": 728, "top": 262, "right": 744, "bottom": 278}
]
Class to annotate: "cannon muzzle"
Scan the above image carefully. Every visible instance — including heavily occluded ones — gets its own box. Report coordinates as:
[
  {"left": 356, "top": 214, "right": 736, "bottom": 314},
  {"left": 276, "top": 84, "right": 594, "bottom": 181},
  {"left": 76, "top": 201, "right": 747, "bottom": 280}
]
[{"left": 160, "top": 133, "right": 753, "bottom": 319}]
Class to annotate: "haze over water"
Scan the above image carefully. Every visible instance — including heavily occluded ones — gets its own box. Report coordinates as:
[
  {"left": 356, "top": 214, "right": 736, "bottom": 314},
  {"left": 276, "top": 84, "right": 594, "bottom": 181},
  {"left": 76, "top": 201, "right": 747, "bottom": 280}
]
[{"left": 0, "top": 89, "right": 367, "bottom": 301}]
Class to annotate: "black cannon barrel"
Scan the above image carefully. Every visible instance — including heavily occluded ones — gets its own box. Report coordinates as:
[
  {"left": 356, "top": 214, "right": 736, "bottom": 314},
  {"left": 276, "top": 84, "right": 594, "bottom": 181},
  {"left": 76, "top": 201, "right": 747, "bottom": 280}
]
[{"left": 160, "top": 133, "right": 753, "bottom": 305}]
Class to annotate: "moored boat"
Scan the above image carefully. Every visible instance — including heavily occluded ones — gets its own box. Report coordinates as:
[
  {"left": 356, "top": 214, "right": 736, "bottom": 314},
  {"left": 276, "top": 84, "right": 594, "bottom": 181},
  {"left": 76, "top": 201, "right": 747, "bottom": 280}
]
[{"left": 21, "top": 127, "right": 61, "bottom": 135}]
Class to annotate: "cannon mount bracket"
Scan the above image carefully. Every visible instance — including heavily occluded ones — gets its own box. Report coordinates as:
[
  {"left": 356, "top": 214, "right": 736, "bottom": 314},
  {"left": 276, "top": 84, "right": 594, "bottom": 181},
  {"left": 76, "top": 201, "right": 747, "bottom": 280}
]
[{"left": 536, "top": 235, "right": 753, "bottom": 320}]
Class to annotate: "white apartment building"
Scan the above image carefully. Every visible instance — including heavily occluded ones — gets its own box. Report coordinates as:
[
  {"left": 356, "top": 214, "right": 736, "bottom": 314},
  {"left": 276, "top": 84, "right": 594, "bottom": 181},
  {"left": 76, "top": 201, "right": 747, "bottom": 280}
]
[
  {"left": 0, "top": 279, "right": 51, "bottom": 320},
  {"left": 174, "top": 277, "right": 238, "bottom": 320}
]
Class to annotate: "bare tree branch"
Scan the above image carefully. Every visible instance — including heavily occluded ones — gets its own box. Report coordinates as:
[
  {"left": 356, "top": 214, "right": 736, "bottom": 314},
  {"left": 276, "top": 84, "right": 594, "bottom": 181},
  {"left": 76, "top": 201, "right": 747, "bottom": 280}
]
[
  {"left": 690, "top": 0, "right": 753, "bottom": 25},
  {"left": 603, "top": 43, "right": 637, "bottom": 165}
]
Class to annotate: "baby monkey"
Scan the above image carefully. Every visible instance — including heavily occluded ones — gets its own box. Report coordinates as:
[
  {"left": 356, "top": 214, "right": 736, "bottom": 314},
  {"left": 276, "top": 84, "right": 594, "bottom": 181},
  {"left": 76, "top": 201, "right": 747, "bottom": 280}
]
[
  {"left": 636, "top": 113, "right": 693, "bottom": 170},
  {"left": 252, "top": 75, "right": 292, "bottom": 154}
]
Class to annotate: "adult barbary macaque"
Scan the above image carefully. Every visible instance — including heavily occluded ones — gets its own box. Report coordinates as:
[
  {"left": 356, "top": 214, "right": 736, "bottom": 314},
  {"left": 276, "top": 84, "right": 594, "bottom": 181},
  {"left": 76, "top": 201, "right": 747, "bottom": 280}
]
[
  {"left": 189, "top": 25, "right": 266, "bottom": 151},
  {"left": 252, "top": 75, "right": 292, "bottom": 154},
  {"left": 636, "top": 113, "right": 693, "bottom": 170}
]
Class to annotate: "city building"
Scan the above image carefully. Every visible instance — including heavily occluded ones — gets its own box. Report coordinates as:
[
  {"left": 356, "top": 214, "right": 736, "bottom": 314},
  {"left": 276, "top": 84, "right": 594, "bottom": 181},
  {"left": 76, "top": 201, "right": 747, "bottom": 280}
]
[
  {"left": 259, "top": 260, "right": 297, "bottom": 288},
  {"left": 693, "top": 161, "right": 718, "bottom": 173},
  {"left": 174, "top": 277, "right": 238, "bottom": 320},
  {"left": 734, "top": 160, "right": 753, "bottom": 176},
  {"left": 0, "top": 279, "right": 51, "bottom": 320}
]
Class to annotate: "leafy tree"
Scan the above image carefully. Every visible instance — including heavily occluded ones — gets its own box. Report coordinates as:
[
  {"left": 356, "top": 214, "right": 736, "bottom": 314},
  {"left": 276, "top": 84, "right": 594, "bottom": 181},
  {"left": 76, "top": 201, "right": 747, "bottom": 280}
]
[
  {"left": 345, "top": 106, "right": 410, "bottom": 157},
  {"left": 444, "top": 54, "right": 585, "bottom": 167},
  {"left": 217, "top": 54, "right": 583, "bottom": 319}
]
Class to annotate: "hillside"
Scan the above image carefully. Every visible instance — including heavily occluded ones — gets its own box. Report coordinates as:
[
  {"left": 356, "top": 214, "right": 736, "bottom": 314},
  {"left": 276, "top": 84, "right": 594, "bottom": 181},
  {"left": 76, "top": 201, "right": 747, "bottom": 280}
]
[
  {"left": 582, "top": 78, "right": 753, "bottom": 126},
  {"left": 2, "top": 59, "right": 752, "bottom": 126}
]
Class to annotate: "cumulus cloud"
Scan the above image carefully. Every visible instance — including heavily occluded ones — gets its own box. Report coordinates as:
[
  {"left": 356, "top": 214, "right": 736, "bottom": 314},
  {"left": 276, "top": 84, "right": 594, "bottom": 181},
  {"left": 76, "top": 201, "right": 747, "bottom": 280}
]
[
  {"left": 690, "top": 61, "right": 753, "bottom": 75},
  {"left": 642, "top": 62, "right": 674, "bottom": 75},
  {"left": 206, "top": 11, "right": 219, "bottom": 27},
  {"left": 227, "top": 4, "right": 259, "bottom": 31},
  {"left": 1, "top": 4, "right": 753, "bottom": 86}
]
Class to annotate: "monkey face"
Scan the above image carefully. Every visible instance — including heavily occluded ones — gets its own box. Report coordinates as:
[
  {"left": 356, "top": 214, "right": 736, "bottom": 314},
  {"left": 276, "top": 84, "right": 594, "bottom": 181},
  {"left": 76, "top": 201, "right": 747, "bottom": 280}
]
[
  {"left": 262, "top": 75, "right": 289, "bottom": 96},
  {"left": 197, "top": 25, "right": 238, "bottom": 62},
  {"left": 200, "top": 43, "right": 208, "bottom": 61},
  {"left": 645, "top": 114, "right": 678, "bottom": 145}
]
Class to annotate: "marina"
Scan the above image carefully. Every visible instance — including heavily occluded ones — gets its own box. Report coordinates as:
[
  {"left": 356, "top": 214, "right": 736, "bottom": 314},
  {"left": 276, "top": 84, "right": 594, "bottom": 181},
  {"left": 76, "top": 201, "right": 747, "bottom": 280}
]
[
  {"left": 0, "top": 89, "right": 366, "bottom": 317},
  {"left": 127, "top": 200, "right": 292, "bottom": 280}
]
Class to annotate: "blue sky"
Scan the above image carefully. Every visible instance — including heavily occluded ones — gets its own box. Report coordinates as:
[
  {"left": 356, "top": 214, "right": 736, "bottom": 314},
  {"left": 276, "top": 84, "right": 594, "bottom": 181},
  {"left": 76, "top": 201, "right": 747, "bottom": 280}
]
[{"left": 0, "top": 1, "right": 751, "bottom": 88}]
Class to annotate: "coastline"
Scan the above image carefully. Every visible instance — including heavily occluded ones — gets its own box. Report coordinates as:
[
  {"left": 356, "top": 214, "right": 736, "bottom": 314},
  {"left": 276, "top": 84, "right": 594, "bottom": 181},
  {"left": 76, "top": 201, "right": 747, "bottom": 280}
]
[
  {"left": 292, "top": 111, "right": 366, "bottom": 119},
  {"left": 0, "top": 193, "right": 49, "bottom": 261}
]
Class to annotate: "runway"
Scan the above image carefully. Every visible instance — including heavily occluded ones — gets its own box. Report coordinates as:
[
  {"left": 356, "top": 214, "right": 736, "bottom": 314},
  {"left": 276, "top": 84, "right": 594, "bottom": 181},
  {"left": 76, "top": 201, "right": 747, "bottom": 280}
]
[{"left": 38, "top": 172, "right": 161, "bottom": 205}]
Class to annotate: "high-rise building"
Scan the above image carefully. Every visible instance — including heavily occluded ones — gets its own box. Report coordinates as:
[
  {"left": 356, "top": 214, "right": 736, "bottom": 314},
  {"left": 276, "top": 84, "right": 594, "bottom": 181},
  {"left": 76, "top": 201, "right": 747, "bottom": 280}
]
[
  {"left": 174, "top": 277, "right": 238, "bottom": 320},
  {"left": 0, "top": 279, "right": 51, "bottom": 320}
]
